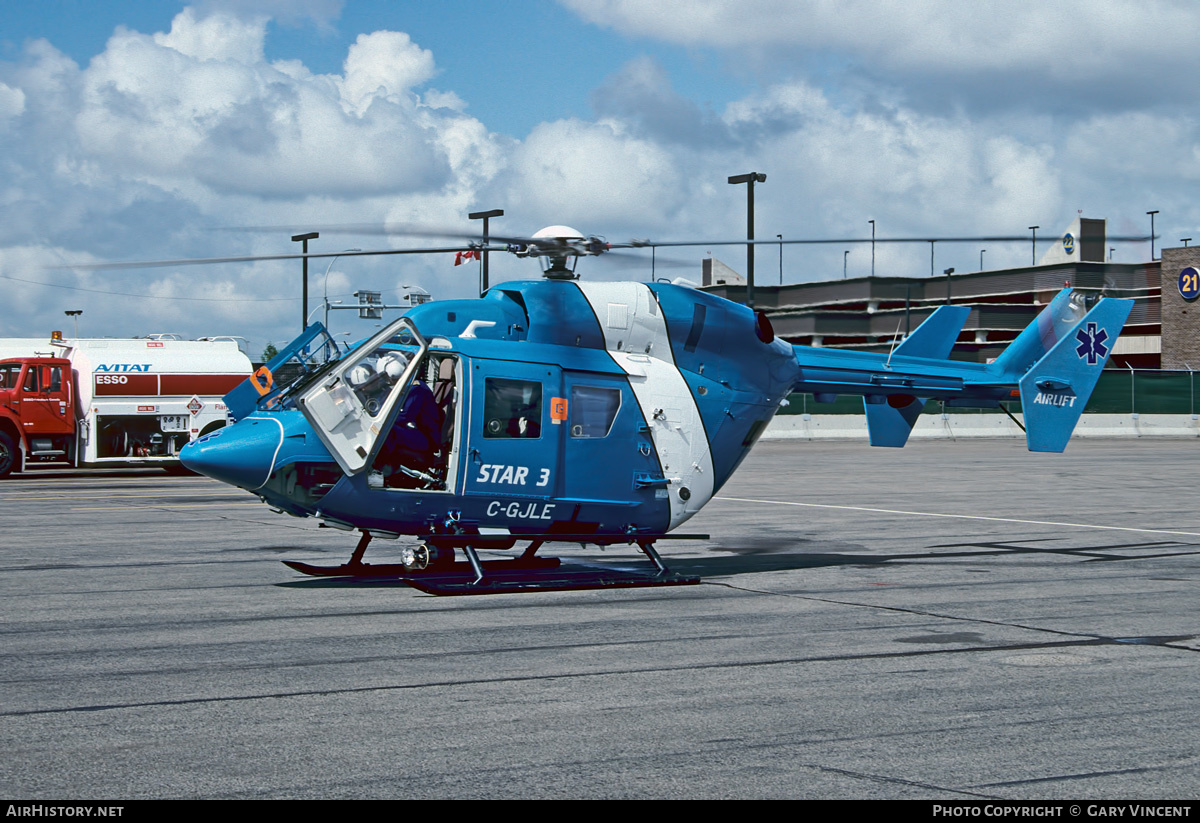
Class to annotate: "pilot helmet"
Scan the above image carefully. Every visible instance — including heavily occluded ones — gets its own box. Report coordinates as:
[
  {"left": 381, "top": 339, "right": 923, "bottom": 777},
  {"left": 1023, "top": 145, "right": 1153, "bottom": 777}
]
[{"left": 380, "top": 352, "right": 409, "bottom": 381}]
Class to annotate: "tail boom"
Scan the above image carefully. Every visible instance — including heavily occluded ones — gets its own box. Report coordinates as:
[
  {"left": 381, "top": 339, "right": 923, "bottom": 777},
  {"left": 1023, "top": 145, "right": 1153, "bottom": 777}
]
[{"left": 789, "top": 289, "right": 1133, "bottom": 451}]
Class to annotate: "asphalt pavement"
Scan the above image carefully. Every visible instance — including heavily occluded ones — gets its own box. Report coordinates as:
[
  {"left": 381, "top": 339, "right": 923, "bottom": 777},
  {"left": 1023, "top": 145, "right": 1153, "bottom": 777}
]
[{"left": 2, "top": 439, "right": 1198, "bottom": 799}]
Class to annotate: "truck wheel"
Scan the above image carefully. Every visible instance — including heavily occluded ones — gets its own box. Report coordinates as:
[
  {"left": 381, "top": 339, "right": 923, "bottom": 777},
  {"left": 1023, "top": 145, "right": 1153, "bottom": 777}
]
[{"left": 0, "top": 431, "right": 19, "bottom": 478}]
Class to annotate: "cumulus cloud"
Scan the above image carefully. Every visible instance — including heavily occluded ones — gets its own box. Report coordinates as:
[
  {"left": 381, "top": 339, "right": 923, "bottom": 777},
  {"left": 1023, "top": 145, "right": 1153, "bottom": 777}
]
[
  {"left": 1, "top": 1, "right": 1195, "bottom": 352},
  {"left": 562, "top": 0, "right": 1200, "bottom": 112},
  {"left": 0, "top": 82, "right": 26, "bottom": 121},
  {"left": 500, "top": 117, "right": 685, "bottom": 227},
  {"left": 591, "top": 56, "right": 732, "bottom": 149},
  {"left": 339, "top": 30, "right": 435, "bottom": 114},
  {"left": 0, "top": 6, "right": 507, "bottom": 353}
]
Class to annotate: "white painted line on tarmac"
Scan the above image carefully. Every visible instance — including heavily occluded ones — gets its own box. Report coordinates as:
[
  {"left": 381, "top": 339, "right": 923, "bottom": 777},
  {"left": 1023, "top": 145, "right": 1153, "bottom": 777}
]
[
  {"left": 715, "top": 496, "right": 1200, "bottom": 539},
  {"left": 70, "top": 503, "right": 265, "bottom": 511}
]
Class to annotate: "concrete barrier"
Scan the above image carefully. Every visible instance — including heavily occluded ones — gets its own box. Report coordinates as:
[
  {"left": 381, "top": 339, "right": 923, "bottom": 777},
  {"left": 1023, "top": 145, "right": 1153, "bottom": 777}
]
[{"left": 764, "top": 413, "right": 1200, "bottom": 441}]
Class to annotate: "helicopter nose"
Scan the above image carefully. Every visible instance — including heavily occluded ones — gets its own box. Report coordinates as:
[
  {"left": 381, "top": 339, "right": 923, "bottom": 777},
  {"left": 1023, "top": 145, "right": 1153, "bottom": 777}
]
[{"left": 180, "top": 417, "right": 284, "bottom": 491}]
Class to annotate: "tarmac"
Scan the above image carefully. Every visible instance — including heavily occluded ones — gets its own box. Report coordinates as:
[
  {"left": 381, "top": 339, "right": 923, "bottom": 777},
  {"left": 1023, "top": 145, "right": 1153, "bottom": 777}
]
[{"left": 2, "top": 438, "right": 1198, "bottom": 799}]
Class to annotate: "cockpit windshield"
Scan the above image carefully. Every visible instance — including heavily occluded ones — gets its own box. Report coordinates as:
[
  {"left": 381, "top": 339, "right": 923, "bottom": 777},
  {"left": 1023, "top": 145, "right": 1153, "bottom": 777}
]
[
  {"left": 293, "top": 316, "right": 430, "bottom": 475},
  {"left": 265, "top": 321, "right": 424, "bottom": 413}
]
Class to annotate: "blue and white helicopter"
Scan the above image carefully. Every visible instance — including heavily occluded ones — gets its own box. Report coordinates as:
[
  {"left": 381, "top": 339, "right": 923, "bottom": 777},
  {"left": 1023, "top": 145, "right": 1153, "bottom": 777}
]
[{"left": 178, "top": 226, "right": 1133, "bottom": 595}]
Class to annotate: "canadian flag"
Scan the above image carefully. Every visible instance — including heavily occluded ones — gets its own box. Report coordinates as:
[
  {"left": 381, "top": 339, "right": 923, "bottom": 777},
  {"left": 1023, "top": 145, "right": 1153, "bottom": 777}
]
[{"left": 454, "top": 249, "right": 480, "bottom": 266}]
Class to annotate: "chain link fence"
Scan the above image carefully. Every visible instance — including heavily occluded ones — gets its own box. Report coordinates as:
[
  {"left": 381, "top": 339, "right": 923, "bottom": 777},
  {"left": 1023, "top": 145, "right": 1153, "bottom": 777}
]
[{"left": 780, "top": 370, "right": 1199, "bottom": 416}]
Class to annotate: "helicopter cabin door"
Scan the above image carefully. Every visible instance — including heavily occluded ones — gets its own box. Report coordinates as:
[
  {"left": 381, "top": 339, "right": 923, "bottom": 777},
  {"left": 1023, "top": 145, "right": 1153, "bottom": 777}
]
[
  {"left": 559, "top": 372, "right": 641, "bottom": 507},
  {"left": 465, "top": 361, "right": 561, "bottom": 524},
  {"left": 296, "top": 317, "right": 429, "bottom": 476}
]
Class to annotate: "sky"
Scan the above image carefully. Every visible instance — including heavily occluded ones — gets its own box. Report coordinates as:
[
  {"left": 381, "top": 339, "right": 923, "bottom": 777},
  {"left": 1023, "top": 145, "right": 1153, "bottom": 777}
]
[{"left": 1, "top": 0, "right": 1197, "bottom": 358}]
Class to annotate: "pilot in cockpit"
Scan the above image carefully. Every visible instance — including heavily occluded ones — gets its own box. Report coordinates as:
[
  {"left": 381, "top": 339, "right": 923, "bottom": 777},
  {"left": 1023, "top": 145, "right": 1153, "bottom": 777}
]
[{"left": 370, "top": 353, "right": 443, "bottom": 488}]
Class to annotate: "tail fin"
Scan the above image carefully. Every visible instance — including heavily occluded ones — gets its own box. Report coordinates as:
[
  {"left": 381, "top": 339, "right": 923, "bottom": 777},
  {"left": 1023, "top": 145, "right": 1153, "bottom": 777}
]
[
  {"left": 863, "top": 305, "right": 969, "bottom": 447},
  {"left": 1015, "top": 296, "right": 1133, "bottom": 452}
]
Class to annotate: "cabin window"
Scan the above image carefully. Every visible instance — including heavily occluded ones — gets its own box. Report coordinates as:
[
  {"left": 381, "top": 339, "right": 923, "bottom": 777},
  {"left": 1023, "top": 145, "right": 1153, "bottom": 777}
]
[
  {"left": 22, "top": 366, "right": 40, "bottom": 392},
  {"left": 49, "top": 367, "right": 62, "bottom": 392},
  {"left": 0, "top": 364, "right": 19, "bottom": 390},
  {"left": 483, "top": 378, "right": 542, "bottom": 439},
  {"left": 570, "top": 386, "right": 621, "bottom": 438}
]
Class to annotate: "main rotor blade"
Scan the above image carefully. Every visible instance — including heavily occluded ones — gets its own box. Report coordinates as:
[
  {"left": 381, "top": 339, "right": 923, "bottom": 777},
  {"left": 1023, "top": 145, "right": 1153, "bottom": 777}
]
[
  {"left": 51, "top": 246, "right": 478, "bottom": 271},
  {"left": 619, "top": 235, "right": 1154, "bottom": 249},
  {"left": 220, "top": 223, "right": 567, "bottom": 249}
]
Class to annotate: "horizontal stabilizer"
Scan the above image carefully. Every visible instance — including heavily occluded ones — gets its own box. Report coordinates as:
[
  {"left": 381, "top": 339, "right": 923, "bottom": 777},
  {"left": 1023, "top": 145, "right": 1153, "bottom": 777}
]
[
  {"left": 893, "top": 305, "right": 970, "bottom": 360},
  {"left": 1019, "top": 297, "right": 1133, "bottom": 452}
]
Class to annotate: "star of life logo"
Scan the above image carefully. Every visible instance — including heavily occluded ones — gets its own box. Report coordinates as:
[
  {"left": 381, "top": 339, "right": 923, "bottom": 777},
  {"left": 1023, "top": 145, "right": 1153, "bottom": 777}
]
[{"left": 1075, "top": 322, "right": 1108, "bottom": 366}]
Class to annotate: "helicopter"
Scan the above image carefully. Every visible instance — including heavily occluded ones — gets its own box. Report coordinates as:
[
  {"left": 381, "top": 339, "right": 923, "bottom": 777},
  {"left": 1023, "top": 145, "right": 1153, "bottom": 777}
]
[{"left": 173, "top": 224, "right": 1134, "bottom": 595}]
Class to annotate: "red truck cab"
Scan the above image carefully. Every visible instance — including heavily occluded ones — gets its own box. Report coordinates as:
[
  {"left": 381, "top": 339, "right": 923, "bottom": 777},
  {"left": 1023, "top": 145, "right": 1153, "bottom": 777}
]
[{"left": 0, "top": 357, "right": 75, "bottom": 475}]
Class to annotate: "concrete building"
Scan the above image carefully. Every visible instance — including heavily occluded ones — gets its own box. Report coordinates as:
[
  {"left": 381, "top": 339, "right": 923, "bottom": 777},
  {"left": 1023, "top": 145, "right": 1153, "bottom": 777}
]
[{"left": 701, "top": 219, "right": 1198, "bottom": 369}]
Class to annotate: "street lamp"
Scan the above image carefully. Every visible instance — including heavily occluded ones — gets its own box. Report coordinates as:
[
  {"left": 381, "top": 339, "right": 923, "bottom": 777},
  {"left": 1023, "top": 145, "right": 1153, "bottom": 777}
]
[
  {"left": 64, "top": 310, "right": 82, "bottom": 339},
  {"left": 1184, "top": 238, "right": 1193, "bottom": 248},
  {"left": 777, "top": 234, "right": 783, "bottom": 285},
  {"left": 1028, "top": 226, "right": 1039, "bottom": 266},
  {"left": 292, "top": 231, "right": 319, "bottom": 332},
  {"left": 868, "top": 219, "right": 875, "bottom": 277},
  {"left": 980, "top": 249, "right": 986, "bottom": 271},
  {"left": 323, "top": 249, "right": 360, "bottom": 331},
  {"left": 843, "top": 250, "right": 849, "bottom": 279},
  {"left": 469, "top": 209, "right": 503, "bottom": 295},
  {"left": 1147, "top": 211, "right": 1159, "bottom": 260},
  {"left": 944, "top": 267, "right": 955, "bottom": 304},
  {"left": 728, "top": 172, "right": 766, "bottom": 307}
]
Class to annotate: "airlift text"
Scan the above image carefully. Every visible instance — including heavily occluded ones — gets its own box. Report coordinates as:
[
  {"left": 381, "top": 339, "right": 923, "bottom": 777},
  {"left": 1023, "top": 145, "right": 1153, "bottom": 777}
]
[{"left": 1034, "top": 391, "right": 1078, "bottom": 408}]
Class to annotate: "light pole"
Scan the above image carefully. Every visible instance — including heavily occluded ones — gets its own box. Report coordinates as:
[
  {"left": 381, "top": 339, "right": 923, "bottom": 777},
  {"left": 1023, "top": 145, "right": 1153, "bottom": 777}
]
[
  {"left": 728, "top": 172, "right": 766, "bottom": 307},
  {"left": 868, "top": 219, "right": 875, "bottom": 277},
  {"left": 777, "top": 234, "right": 783, "bottom": 285},
  {"left": 1147, "top": 210, "right": 1159, "bottom": 260},
  {"left": 469, "top": 208, "right": 503, "bottom": 295},
  {"left": 322, "top": 249, "right": 360, "bottom": 331},
  {"left": 1028, "top": 226, "right": 1039, "bottom": 266},
  {"left": 1184, "top": 238, "right": 1193, "bottom": 248},
  {"left": 64, "top": 310, "right": 81, "bottom": 339},
  {"left": 980, "top": 249, "right": 986, "bottom": 270},
  {"left": 843, "top": 250, "right": 848, "bottom": 279},
  {"left": 944, "top": 267, "right": 954, "bottom": 304},
  {"left": 292, "top": 231, "right": 319, "bottom": 332}
]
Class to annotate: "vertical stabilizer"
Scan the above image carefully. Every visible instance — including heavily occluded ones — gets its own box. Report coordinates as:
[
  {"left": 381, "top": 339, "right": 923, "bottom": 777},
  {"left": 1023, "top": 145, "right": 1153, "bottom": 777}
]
[{"left": 1017, "top": 297, "right": 1133, "bottom": 452}]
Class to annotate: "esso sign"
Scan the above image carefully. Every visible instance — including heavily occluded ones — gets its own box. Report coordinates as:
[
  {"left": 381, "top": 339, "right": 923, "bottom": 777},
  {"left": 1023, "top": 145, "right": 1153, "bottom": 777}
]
[{"left": 96, "top": 375, "right": 129, "bottom": 385}]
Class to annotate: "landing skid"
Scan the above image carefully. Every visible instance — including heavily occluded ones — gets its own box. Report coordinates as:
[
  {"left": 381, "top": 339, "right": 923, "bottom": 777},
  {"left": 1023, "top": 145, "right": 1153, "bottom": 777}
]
[
  {"left": 283, "top": 530, "right": 706, "bottom": 595},
  {"left": 281, "top": 557, "right": 561, "bottom": 579}
]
